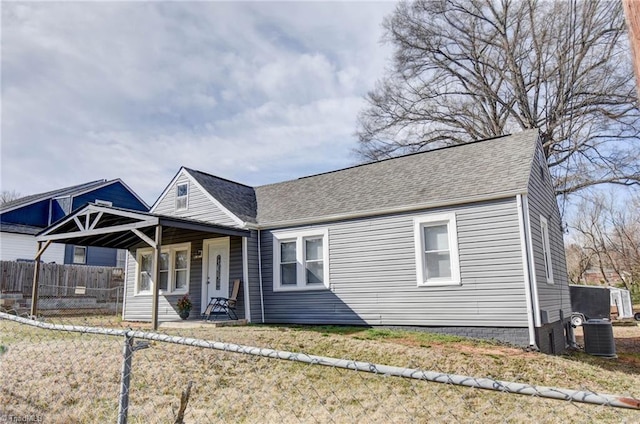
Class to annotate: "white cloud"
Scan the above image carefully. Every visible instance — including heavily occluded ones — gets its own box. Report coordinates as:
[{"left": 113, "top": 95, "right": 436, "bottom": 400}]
[{"left": 1, "top": 1, "right": 397, "bottom": 204}]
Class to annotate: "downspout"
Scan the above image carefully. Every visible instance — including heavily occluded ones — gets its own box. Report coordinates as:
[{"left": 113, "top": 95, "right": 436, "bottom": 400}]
[
  {"left": 151, "top": 225, "right": 162, "bottom": 331},
  {"left": 122, "top": 250, "right": 129, "bottom": 320},
  {"left": 516, "top": 194, "right": 538, "bottom": 349},
  {"left": 523, "top": 195, "right": 542, "bottom": 327},
  {"left": 257, "top": 229, "right": 265, "bottom": 323}
]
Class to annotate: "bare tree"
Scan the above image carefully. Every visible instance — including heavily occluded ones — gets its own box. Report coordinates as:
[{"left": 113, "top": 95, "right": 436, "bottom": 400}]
[
  {"left": 569, "top": 191, "right": 640, "bottom": 294},
  {"left": 623, "top": 0, "right": 640, "bottom": 97},
  {"left": 0, "top": 190, "right": 21, "bottom": 205},
  {"left": 356, "top": 0, "right": 640, "bottom": 197},
  {"left": 565, "top": 243, "right": 592, "bottom": 285}
]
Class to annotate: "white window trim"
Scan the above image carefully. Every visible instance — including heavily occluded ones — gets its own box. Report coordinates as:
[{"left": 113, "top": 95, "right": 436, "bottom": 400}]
[
  {"left": 540, "top": 215, "right": 554, "bottom": 285},
  {"left": 272, "top": 228, "right": 329, "bottom": 292},
  {"left": 73, "top": 246, "right": 87, "bottom": 264},
  {"left": 414, "top": 213, "right": 461, "bottom": 287},
  {"left": 175, "top": 182, "right": 189, "bottom": 211},
  {"left": 135, "top": 242, "right": 191, "bottom": 296}
]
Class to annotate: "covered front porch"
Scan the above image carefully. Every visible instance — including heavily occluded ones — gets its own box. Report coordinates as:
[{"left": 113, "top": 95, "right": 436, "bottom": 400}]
[{"left": 34, "top": 204, "right": 251, "bottom": 329}]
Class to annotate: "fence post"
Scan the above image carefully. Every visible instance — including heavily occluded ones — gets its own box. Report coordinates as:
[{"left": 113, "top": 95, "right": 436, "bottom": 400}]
[
  {"left": 118, "top": 333, "right": 134, "bottom": 424},
  {"left": 118, "top": 332, "right": 150, "bottom": 423},
  {"left": 116, "top": 286, "right": 120, "bottom": 317}
]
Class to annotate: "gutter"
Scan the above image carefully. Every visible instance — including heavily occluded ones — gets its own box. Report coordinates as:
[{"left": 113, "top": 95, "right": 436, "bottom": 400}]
[
  {"left": 248, "top": 191, "right": 526, "bottom": 230},
  {"left": 122, "top": 252, "right": 129, "bottom": 320}
]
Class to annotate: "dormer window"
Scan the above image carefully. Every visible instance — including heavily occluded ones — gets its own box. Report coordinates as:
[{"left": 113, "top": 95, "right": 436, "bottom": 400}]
[{"left": 176, "top": 183, "right": 188, "bottom": 211}]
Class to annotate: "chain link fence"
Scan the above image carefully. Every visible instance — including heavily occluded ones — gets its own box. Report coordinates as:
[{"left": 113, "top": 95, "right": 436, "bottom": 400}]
[{"left": 1, "top": 310, "right": 639, "bottom": 423}]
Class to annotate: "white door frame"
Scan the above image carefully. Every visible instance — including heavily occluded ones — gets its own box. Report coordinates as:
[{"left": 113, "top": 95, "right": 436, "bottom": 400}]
[{"left": 201, "top": 237, "right": 230, "bottom": 313}]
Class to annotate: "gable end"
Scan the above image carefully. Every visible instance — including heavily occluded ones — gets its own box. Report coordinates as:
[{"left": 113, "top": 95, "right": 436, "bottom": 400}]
[{"left": 151, "top": 168, "right": 245, "bottom": 228}]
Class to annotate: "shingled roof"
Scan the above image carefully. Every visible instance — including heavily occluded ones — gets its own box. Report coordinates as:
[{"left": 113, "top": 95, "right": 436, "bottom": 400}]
[
  {"left": 185, "top": 168, "right": 258, "bottom": 223},
  {"left": 189, "top": 129, "right": 539, "bottom": 227},
  {"left": 0, "top": 180, "right": 109, "bottom": 213},
  {"left": 253, "top": 129, "right": 539, "bottom": 226},
  {"left": 0, "top": 223, "right": 42, "bottom": 235}
]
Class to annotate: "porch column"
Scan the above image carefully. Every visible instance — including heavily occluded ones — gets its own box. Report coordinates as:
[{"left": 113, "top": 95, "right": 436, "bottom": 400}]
[
  {"left": 30, "top": 240, "right": 52, "bottom": 318},
  {"left": 30, "top": 241, "right": 43, "bottom": 318},
  {"left": 151, "top": 224, "right": 163, "bottom": 330}
]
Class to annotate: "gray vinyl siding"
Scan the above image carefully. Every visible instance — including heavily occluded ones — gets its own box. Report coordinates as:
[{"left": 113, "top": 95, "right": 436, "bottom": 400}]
[
  {"left": 228, "top": 236, "right": 245, "bottom": 318},
  {"left": 123, "top": 231, "right": 245, "bottom": 322},
  {"left": 526, "top": 144, "right": 572, "bottom": 324},
  {"left": 153, "top": 174, "right": 240, "bottom": 228},
  {"left": 259, "top": 198, "right": 529, "bottom": 327},
  {"left": 246, "top": 230, "right": 263, "bottom": 322}
]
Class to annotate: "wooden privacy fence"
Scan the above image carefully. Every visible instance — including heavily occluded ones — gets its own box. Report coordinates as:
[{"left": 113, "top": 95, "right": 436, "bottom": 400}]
[{"left": 0, "top": 261, "right": 124, "bottom": 301}]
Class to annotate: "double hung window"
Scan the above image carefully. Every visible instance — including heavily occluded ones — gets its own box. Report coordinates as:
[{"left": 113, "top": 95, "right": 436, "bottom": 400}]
[
  {"left": 136, "top": 243, "right": 191, "bottom": 294},
  {"left": 273, "top": 229, "right": 329, "bottom": 291},
  {"left": 414, "top": 213, "right": 461, "bottom": 286},
  {"left": 176, "top": 183, "right": 188, "bottom": 211}
]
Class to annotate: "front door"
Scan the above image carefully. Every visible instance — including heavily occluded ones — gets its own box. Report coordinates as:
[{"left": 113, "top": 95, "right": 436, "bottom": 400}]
[{"left": 202, "top": 237, "right": 230, "bottom": 312}]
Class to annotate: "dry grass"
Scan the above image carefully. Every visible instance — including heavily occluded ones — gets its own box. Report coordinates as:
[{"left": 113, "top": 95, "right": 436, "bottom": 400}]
[{"left": 1, "top": 316, "right": 639, "bottom": 423}]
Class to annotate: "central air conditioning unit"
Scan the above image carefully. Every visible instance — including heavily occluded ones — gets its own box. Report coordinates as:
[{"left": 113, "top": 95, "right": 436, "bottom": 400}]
[{"left": 582, "top": 319, "right": 616, "bottom": 358}]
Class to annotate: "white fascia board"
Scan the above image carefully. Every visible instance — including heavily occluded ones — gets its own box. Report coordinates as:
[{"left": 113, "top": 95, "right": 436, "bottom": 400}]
[
  {"left": 36, "top": 219, "right": 158, "bottom": 242},
  {"left": 37, "top": 204, "right": 157, "bottom": 239},
  {"left": 81, "top": 204, "right": 154, "bottom": 221},
  {"left": 150, "top": 167, "right": 187, "bottom": 213}
]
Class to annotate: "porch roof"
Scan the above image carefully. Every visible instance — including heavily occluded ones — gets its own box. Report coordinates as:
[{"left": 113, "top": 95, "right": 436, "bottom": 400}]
[{"left": 35, "top": 203, "right": 250, "bottom": 249}]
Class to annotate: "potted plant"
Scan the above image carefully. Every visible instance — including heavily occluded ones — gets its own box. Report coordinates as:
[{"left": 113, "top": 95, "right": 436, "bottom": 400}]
[{"left": 177, "top": 294, "right": 192, "bottom": 320}]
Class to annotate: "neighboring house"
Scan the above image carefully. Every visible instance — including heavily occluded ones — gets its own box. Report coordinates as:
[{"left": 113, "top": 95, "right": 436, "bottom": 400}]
[
  {"left": 1, "top": 179, "right": 148, "bottom": 265},
  {"left": 580, "top": 268, "right": 628, "bottom": 286},
  {"left": 35, "top": 129, "right": 572, "bottom": 354}
]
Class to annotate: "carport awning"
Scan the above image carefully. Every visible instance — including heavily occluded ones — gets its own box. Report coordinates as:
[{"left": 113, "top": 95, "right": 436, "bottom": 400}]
[{"left": 36, "top": 203, "right": 250, "bottom": 249}]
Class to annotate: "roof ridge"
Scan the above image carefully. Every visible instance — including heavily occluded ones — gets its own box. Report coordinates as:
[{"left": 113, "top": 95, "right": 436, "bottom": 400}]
[
  {"left": 184, "top": 167, "right": 255, "bottom": 189},
  {"left": 296, "top": 132, "right": 519, "bottom": 181},
  {"left": 256, "top": 130, "right": 537, "bottom": 189}
]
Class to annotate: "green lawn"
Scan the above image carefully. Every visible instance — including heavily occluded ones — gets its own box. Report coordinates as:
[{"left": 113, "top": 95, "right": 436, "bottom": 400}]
[{"left": 1, "top": 316, "right": 638, "bottom": 423}]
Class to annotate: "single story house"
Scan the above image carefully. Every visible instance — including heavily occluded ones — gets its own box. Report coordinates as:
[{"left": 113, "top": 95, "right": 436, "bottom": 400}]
[
  {"left": 1, "top": 179, "right": 148, "bottom": 266},
  {"left": 35, "top": 129, "right": 572, "bottom": 353}
]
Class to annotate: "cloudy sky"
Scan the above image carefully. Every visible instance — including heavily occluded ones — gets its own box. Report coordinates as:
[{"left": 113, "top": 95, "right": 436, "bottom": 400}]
[{"left": 1, "top": 1, "right": 397, "bottom": 205}]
